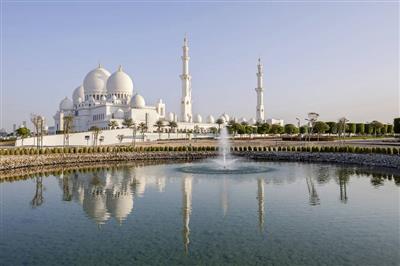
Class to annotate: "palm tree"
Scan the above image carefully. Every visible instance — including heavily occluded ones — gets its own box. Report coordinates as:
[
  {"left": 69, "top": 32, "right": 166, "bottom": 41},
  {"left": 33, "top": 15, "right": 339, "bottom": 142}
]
[
  {"left": 216, "top": 118, "right": 224, "bottom": 133},
  {"left": 108, "top": 120, "right": 119, "bottom": 129},
  {"left": 154, "top": 120, "right": 164, "bottom": 140},
  {"left": 168, "top": 121, "right": 178, "bottom": 139},
  {"left": 122, "top": 118, "right": 133, "bottom": 128},
  {"left": 89, "top": 126, "right": 102, "bottom": 146},
  {"left": 63, "top": 115, "right": 74, "bottom": 151},
  {"left": 122, "top": 118, "right": 137, "bottom": 146},
  {"left": 138, "top": 122, "right": 148, "bottom": 141}
]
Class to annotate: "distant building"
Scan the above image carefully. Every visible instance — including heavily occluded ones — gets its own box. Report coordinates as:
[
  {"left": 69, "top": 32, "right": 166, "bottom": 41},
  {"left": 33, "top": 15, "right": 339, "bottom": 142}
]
[{"left": 266, "top": 118, "right": 284, "bottom": 127}]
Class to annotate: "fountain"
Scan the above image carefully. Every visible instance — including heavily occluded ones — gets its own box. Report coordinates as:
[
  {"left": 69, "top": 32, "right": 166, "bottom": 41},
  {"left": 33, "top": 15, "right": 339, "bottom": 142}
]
[
  {"left": 178, "top": 126, "right": 273, "bottom": 175},
  {"left": 216, "top": 127, "right": 235, "bottom": 169}
]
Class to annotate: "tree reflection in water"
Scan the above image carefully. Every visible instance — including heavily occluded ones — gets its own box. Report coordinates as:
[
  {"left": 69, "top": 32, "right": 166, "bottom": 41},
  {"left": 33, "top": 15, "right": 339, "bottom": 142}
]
[
  {"left": 306, "top": 175, "right": 320, "bottom": 206},
  {"left": 31, "top": 177, "right": 44, "bottom": 208}
]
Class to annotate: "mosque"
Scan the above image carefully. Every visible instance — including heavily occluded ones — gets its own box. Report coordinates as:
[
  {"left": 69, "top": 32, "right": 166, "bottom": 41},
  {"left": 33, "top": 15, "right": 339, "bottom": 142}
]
[{"left": 51, "top": 36, "right": 271, "bottom": 134}]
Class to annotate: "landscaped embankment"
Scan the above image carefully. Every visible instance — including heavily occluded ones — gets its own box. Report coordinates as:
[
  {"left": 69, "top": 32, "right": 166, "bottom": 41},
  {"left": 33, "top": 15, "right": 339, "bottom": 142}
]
[{"left": 1, "top": 145, "right": 399, "bottom": 179}]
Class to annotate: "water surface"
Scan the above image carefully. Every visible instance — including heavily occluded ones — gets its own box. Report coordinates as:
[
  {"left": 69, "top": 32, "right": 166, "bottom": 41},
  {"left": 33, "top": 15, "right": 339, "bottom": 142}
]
[{"left": 1, "top": 161, "right": 399, "bottom": 265}]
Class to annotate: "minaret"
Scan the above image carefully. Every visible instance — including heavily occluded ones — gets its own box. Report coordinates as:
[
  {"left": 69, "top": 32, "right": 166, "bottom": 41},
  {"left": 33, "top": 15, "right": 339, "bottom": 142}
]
[
  {"left": 255, "top": 58, "right": 265, "bottom": 122},
  {"left": 180, "top": 35, "right": 192, "bottom": 122}
]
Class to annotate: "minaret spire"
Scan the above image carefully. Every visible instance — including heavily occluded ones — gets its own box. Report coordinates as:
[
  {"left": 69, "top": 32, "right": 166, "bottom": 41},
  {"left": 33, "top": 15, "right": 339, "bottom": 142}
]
[
  {"left": 255, "top": 58, "right": 265, "bottom": 122},
  {"left": 180, "top": 34, "right": 192, "bottom": 122}
]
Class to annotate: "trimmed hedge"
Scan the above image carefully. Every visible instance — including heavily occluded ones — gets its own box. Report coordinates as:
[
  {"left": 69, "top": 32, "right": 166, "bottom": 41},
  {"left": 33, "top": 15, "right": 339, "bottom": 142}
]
[{"left": 1, "top": 145, "right": 399, "bottom": 156}]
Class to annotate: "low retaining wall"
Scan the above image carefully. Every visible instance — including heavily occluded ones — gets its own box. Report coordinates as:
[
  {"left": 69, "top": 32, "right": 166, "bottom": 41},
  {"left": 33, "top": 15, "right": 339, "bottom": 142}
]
[
  {"left": 0, "top": 151, "right": 218, "bottom": 172},
  {"left": 236, "top": 152, "right": 400, "bottom": 169}
]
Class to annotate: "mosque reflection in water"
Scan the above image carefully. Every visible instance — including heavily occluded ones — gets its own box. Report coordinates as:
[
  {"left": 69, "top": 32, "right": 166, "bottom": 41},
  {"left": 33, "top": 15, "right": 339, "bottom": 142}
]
[{"left": 26, "top": 164, "right": 398, "bottom": 254}]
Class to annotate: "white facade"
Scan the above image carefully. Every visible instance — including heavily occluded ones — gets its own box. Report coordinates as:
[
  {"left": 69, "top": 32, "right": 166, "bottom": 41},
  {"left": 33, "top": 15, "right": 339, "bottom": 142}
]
[
  {"left": 266, "top": 118, "right": 284, "bottom": 127},
  {"left": 53, "top": 64, "right": 163, "bottom": 133}
]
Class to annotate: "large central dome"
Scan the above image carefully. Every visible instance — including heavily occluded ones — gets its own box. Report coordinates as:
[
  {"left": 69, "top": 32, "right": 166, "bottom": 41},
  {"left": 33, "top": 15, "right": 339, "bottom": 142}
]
[
  {"left": 83, "top": 65, "right": 111, "bottom": 97},
  {"left": 107, "top": 66, "right": 134, "bottom": 100}
]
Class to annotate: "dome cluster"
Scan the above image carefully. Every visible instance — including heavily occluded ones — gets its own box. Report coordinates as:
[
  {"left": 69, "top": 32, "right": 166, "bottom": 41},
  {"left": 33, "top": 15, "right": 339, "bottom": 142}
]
[{"left": 62, "top": 64, "right": 136, "bottom": 110}]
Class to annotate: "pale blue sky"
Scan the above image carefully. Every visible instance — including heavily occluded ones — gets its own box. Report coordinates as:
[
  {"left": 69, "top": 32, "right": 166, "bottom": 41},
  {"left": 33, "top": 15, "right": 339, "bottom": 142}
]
[{"left": 1, "top": 1, "right": 399, "bottom": 131}]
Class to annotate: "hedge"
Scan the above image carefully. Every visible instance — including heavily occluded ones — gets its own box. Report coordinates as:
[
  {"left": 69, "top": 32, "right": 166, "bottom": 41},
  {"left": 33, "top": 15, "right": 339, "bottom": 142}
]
[{"left": 1, "top": 145, "right": 399, "bottom": 156}]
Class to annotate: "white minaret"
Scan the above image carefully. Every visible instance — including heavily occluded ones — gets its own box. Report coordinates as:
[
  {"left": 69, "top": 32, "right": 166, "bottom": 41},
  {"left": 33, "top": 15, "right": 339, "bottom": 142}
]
[
  {"left": 255, "top": 58, "right": 265, "bottom": 122},
  {"left": 180, "top": 35, "right": 192, "bottom": 122}
]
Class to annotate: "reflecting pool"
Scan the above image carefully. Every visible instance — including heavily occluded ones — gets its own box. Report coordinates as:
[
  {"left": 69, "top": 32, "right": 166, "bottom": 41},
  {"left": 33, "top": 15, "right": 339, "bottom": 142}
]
[{"left": 1, "top": 161, "right": 399, "bottom": 265}]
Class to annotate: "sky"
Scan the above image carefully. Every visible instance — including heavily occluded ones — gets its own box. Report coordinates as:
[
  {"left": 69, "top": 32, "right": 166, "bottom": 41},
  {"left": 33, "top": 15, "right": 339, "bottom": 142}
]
[{"left": 1, "top": 1, "right": 399, "bottom": 131}]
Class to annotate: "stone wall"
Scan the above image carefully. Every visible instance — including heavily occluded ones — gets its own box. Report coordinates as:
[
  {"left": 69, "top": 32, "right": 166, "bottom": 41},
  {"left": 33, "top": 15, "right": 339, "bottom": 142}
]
[
  {"left": 235, "top": 151, "right": 400, "bottom": 169},
  {"left": 1, "top": 151, "right": 399, "bottom": 179}
]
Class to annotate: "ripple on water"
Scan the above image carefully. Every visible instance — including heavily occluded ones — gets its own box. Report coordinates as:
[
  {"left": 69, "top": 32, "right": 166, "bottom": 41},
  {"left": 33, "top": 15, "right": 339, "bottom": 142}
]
[{"left": 177, "top": 160, "right": 275, "bottom": 175}]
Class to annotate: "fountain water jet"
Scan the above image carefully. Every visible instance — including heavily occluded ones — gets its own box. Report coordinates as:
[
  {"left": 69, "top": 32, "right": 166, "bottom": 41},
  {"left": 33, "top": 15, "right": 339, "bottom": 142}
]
[{"left": 178, "top": 126, "right": 273, "bottom": 175}]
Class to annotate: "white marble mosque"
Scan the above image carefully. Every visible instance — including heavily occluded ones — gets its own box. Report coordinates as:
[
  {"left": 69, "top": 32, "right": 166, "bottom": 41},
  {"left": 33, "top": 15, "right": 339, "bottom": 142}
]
[
  {"left": 15, "top": 36, "right": 284, "bottom": 146},
  {"left": 51, "top": 36, "right": 280, "bottom": 134}
]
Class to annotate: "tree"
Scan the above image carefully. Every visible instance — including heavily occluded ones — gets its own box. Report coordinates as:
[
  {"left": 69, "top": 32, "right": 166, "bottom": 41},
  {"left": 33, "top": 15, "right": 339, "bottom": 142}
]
[
  {"left": 387, "top": 124, "right": 394, "bottom": 134},
  {"left": 370, "top": 120, "right": 384, "bottom": 136},
  {"left": 209, "top": 127, "right": 218, "bottom": 135},
  {"left": 138, "top": 122, "right": 148, "bottom": 140},
  {"left": 89, "top": 126, "right": 102, "bottom": 146},
  {"left": 381, "top": 124, "right": 388, "bottom": 135},
  {"left": 337, "top": 117, "right": 349, "bottom": 139},
  {"left": 269, "top": 124, "right": 283, "bottom": 135},
  {"left": 216, "top": 118, "right": 224, "bottom": 133},
  {"left": 365, "top": 123, "right": 373, "bottom": 135},
  {"left": 108, "top": 120, "right": 119, "bottom": 129},
  {"left": 284, "top": 124, "right": 298, "bottom": 135},
  {"left": 31, "top": 114, "right": 46, "bottom": 149},
  {"left": 154, "top": 120, "right": 164, "bottom": 140},
  {"left": 122, "top": 118, "right": 133, "bottom": 128},
  {"left": 326, "top": 122, "right": 337, "bottom": 135},
  {"left": 313, "top": 121, "right": 329, "bottom": 140},
  {"left": 346, "top": 123, "right": 356, "bottom": 136},
  {"left": 394, "top": 118, "right": 400, "bottom": 134},
  {"left": 16, "top": 127, "right": 30, "bottom": 146},
  {"left": 123, "top": 118, "right": 137, "bottom": 146},
  {"left": 168, "top": 121, "right": 178, "bottom": 139},
  {"left": 356, "top": 123, "right": 365, "bottom": 135},
  {"left": 257, "top": 123, "right": 270, "bottom": 135},
  {"left": 299, "top": 125, "right": 308, "bottom": 134},
  {"left": 63, "top": 115, "right": 74, "bottom": 147},
  {"left": 227, "top": 120, "right": 238, "bottom": 137}
]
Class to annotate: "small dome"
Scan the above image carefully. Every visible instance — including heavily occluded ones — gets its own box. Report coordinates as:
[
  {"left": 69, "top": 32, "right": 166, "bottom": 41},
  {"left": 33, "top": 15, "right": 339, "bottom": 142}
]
[
  {"left": 59, "top": 97, "right": 73, "bottom": 111},
  {"left": 114, "top": 109, "right": 125, "bottom": 119},
  {"left": 107, "top": 66, "right": 134, "bottom": 96},
  {"left": 249, "top": 118, "right": 256, "bottom": 125},
  {"left": 240, "top": 117, "right": 247, "bottom": 123},
  {"left": 130, "top": 93, "right": 146, "bottom": 108},
  {"left": 111, "top": 95, "right": 117, "bottom": 102},
  {"left": 207, "top": 115, "right": 215, "bottom": 123},
  {"left": 194, "top": 114, "right": 202, "bottom": 123},
  {"left": 73, "top": 85, "right": 84, "bottom": 105},
  {"left": 101, "top": 95, "right": 107, "bottom": 101},
  {"left": 222, "top": 113, "right": 230, "bottom": 122},
  {"left": 83, "top": 65, "right": 111, "bottom": 95}
]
